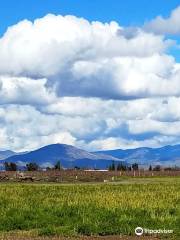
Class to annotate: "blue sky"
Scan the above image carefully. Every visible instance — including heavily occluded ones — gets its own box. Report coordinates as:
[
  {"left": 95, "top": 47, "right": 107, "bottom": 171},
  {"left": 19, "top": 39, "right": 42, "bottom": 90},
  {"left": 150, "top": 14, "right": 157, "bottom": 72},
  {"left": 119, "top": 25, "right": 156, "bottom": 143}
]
[
  {"left": 0, "top": 1, "right": 180, "bottom": 151},
  {"left": 0, "top": 0, "right": 179, "bottom": 60},
  {"left": 0, "top": 0, "right": 180, "bottom": 34}
]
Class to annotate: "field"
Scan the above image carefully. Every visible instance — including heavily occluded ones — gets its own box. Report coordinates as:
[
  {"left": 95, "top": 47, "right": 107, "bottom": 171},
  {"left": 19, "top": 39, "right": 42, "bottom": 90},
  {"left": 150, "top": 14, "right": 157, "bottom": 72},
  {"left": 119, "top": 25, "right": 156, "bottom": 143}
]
[
  {"left": 0, "top": 170, "right": 180, "bottom": 183},
  {"left": 0, "top": 176, "right": 179, "bottom": 240}
]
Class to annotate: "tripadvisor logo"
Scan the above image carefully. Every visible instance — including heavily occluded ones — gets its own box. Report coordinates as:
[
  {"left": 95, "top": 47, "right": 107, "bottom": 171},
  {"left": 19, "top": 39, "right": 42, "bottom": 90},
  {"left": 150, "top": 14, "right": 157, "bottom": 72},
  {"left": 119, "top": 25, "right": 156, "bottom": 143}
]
[
  {"left": 135, "top": 227, "right": 173, "bottom": 236},
  {"left": 135, "top": 227, "right": 143, "bottom": 236}
]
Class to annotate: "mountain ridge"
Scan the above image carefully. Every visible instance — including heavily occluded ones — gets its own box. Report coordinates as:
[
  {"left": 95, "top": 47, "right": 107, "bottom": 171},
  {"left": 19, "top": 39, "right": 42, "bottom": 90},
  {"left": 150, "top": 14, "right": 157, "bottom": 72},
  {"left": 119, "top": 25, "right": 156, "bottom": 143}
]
[
  {"left": 1, "top": 143, "right": 180, "bottom": 169},
  {"left": 0, "top": 150, "right": 16, "bottom": 160},
  {"left": 1, "top": 143, "right": 124, "bottom": 169},
  {"left": 94, "top": 144, "right": 180, "bottom": 166}
]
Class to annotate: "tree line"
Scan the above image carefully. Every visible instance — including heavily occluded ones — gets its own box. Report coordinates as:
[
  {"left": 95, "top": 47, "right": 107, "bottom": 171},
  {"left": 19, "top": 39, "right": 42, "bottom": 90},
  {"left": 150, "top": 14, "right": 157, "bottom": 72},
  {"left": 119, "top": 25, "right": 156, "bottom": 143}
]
[
  {"left": 108, "top": 162, "right": 138, "bottom": 171},
  {"left": 4, "top": 161, "right": 62, "bottom": 171},
  {"left": 3, "top": 160, "right": 179, "bottom": 171},
  {"left": 108, "top": 162, "right": 180, "bottom": 171}
]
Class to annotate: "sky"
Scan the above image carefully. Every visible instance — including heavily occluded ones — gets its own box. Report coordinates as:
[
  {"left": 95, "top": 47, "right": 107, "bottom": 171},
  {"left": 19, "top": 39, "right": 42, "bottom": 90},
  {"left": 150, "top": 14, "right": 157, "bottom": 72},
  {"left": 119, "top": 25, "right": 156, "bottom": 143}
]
[{"left": 0, "top": 1, "right": 180, "bottom": 152}]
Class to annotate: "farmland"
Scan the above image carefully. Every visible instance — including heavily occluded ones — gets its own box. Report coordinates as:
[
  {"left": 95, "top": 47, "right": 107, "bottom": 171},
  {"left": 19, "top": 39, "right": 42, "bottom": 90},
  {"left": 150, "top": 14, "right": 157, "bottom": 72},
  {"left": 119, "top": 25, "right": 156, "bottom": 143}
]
[
  {"left": 0, "top": 176, "right": 179, "bottom": 240},
  {"left": 0, "top": 170, "right": 180, "bottom": 183}
]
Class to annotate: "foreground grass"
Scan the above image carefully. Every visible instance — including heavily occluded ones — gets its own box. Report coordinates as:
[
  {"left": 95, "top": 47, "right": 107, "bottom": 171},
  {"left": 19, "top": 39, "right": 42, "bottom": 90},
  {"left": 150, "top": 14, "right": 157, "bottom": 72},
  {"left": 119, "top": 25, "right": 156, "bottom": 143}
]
[{"left": 0, "top": 178, "right": 179, "bottom": 239}]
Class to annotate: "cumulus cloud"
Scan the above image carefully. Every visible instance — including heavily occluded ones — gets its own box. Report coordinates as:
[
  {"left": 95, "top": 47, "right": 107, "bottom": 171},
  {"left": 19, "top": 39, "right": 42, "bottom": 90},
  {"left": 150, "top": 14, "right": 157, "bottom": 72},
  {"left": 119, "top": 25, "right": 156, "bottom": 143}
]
[
  {"left": 1, "top": 96, "right": 180, "bottom": 151},
  {"left": 144, "top": 6, "right": 180, "bottom": 35},
  {"left": 0, "top": 14, "right": 178, "bottom": 100},
  {"left": 0, "top": 13, "right": 180, "bottom": 151},
  {"left": 82, "top": 136, "right": 180, "bottom": 151},
  {"left": 71, "top": 55, "right": 180, "bottom": 99},
  {"left": 0, "top": 14, "right": 168, "bottom": 75},
  {"left": 0, "top": 76, "right": 56, "bottom": 105},
  {"left": 0, "top": 105, "right": 76, "bottom": 151}
]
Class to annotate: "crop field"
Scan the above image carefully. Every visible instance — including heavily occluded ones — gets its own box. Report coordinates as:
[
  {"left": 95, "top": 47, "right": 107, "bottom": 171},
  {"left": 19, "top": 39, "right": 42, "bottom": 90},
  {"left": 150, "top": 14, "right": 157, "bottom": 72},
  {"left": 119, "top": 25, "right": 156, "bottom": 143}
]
[{"left": 0, "top": 177, "right": 179, "bottom": 240}]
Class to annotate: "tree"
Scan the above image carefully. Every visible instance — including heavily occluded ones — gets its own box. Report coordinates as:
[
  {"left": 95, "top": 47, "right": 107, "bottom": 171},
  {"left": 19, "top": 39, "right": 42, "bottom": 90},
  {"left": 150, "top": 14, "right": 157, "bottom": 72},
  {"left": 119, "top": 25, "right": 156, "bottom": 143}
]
[
  {"left": 26, "top": 162, "right": 39, "bottom": 171},
  {"left": 149, "top": 165, "right": 152, "bottom": 171},
  {"left": 112, "top": 161, "right": 115, "bottom": 171},
  {"left": 54, "top": 161, "right": 61, "bottom": 170},
  {"left": 108, "top": 164, "right": 112, "bottom": 171},
  {"left": 4, "top": 162, "right": 17, "bottom": 171},
  {"left": 117, "top": 163, "right": 127, "bottom": 171},
  {"left": 153, "top": 165, "right": 161, "bottom": 171},
  {"left": 74, "top": 166, "right": 81, "bottom": 170},
  {"left": 46, "top": 167, "right": 52, "bottom": 171},
  {"left": 108, "top": 161, "right": 115, "bottom": 171},
  {"left": 132, "top": 163, "right": 139, "bottom": 171}
]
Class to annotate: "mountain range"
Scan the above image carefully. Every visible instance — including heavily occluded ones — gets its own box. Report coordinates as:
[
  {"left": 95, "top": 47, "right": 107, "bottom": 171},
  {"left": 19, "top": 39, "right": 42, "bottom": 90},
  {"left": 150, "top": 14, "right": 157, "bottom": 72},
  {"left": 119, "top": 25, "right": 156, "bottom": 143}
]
[
  {"left": 0, "top": 144, "right": 124, "bottom": 169},
  {"left": 95, "top": 145, "right": 180, "bottom": 166},
  {"left": 0, "top": 150, "right": 16, "bottom": 160},
  {"left": 0, "top": 143, "right": 180, "bottom": 169}
]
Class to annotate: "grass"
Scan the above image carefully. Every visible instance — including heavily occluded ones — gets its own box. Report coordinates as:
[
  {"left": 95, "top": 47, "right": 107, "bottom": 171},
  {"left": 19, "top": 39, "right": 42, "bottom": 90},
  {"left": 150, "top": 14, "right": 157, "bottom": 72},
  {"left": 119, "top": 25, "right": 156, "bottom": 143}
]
[{"left": 0, "top": 177, "right": 179, "bottom": 239}]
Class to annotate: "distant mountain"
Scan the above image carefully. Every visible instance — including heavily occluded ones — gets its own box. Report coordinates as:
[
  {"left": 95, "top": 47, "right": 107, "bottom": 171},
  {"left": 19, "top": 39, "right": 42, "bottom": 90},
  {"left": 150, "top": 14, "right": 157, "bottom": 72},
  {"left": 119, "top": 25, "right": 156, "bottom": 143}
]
[
  {"left": 3, "top": 144, "right": 125, "bottom": 169},
  {"left": 2, "top": 144, "right": 180, "bottom": 170},
  {"left": 0, "top": 150, "right": 16, "bottom": 160},
  {"left": 94, "top": 145, "right": 180, "bottom": 166}
]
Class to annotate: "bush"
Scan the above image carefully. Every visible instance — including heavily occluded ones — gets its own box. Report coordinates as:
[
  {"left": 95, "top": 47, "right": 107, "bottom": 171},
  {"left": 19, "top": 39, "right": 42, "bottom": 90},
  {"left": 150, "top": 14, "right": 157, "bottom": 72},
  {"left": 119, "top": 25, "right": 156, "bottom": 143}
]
[
  {"left": 4, "top": 162, "right": 17, "bottom": 171},
  {"left": 26, "top": 162, "right": 39, "bottom": 171},
  {"left": 153, "top": 165, "right": 161, "bottom": 171}
]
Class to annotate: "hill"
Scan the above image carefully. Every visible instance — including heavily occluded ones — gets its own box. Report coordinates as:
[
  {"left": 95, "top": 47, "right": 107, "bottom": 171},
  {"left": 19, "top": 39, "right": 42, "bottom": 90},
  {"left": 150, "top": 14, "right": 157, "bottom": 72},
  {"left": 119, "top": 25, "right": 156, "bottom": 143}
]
[
  {"left": 2, "top": 144, "right": 180, "bottom": 169},
  {"left": 3, "top": 144, "right": 125, "bottom": 169},
  {"left": 94, "top": 145, "right": 180, "bottom": 166},
  {"left": 0, "top": 150, "right": 17, "bottom": 160}
]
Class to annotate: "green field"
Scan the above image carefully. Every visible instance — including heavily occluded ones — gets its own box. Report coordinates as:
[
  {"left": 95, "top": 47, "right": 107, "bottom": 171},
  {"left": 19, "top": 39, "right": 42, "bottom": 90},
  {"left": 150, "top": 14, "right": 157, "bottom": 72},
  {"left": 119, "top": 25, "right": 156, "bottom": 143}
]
[{"left": 0, "top": 177, "right": 179, "bottom": 239}]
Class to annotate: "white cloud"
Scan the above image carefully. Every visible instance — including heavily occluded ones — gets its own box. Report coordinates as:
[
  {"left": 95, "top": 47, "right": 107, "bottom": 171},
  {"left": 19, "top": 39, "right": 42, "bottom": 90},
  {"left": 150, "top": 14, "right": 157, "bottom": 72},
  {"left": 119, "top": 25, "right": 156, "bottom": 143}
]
[
  {"left": 1, "top": 96, "right": 180, "bottom": 151},
  {"left": 144, "top": 6, "right": 180, "bottom": 35},
  {"left": 0, "top": 76, "right": 56, "bottom": 105},
  {"left": 0, "top": 105, "right": 76, "bottom": 151},
  {"left": 80, "top": 135, "right": 180, "bottom": 151},
  {"left": 0, "top": 14, "right": 177, "bottom": 100},
  {"left": 0, "top": 14, "right": 168, "bottom": 76},
  {"left": 71, "top": 55, "right": 180, "bottom": 99},
  {"left": 0, "top": 13, "right": 180, "bottom": 151},
  {"left": 128, "top": 119, "right": 180, "bottom": 136}
]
